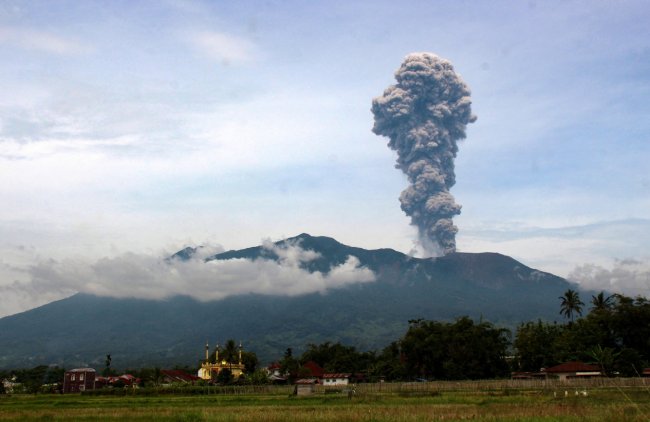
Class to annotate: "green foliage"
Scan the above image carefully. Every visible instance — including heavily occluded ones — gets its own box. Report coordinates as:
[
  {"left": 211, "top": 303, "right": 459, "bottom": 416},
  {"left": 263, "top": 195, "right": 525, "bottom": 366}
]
[
  {"left": 392, "top": 317, "right": 510, "bottom": 380},
  {"left": 591, "top": 291, "right": 613, "bottom": 311},
  {"left": 279, "top": 348, "right": 299, "bottom": 382},
  {"left": 559, "top": 289, "right": 584, "bottom": 323},
  {"left": 515, "top": 293, "right": 650, "bottom": 374},
  {"left": 245, "top": 369, "right": 270, "bottom": 385},
  {"left": 373, "top": 341, "right": 407, "bottom": 381},
  {"left": 300, "top": 342, "right": 376, "bottom": 374},
  {"left": 514, "top": 320, "right": 563, "bottom": 371},
  {"left": 241, "top": 351, "right": 258, "bottom": 374},
  {"left": 223, "top": 340, "right": 238, "bottom": 365},
  {"left": 102, "top": 354, "right": 116, "bottom": 377},
  {"left": 215, "top": 368, "right": 232, "bottom": 385}
]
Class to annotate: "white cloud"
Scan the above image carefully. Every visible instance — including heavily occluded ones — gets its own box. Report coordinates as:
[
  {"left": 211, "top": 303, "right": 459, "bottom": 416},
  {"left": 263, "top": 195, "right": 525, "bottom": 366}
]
[
  {"left": 0, "top": 240, "right": 375, "bottom": 317},
  {"left": 0, "top": 27, "right": 91, "bottom": 55},
  {"left": 187, "top": 31, "right": 256, "bottom": 64},
  {"left": 568, "top": 259, "right": 650, "bottom": 298}
]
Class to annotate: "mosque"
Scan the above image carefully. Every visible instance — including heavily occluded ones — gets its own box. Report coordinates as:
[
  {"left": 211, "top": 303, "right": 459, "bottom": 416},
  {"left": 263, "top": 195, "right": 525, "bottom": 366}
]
[{"left": 197, "top": 341, "right": 246, "bottom": 380}]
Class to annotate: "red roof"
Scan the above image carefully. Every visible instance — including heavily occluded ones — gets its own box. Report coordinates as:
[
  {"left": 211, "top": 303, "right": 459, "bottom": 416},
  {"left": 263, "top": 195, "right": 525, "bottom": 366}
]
[
  {"left": 544, "top": 362, "right": 601, "bottom": 373},
  {"left": 302, "top": 361, "right": 325, "bottom": 378},
  {"left": 643, "top": 368, "right": 650, "bottom": 376},
  {"left": 161, "top": 369, "right": 201, "bottom": 383}
]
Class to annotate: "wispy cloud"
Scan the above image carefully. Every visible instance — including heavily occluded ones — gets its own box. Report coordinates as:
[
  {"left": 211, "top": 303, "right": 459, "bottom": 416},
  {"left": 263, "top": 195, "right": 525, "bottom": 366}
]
[
  {"left": 186, "top": 30, "right": 256, "bottom": 65},
  {"left": 0, "top": 240, "right": 376, "bottom": 316},
  {"left": 459, "top": 218, "right": 650, "bottom": 281},
  {"left": 0, "top": 27, "right": 92, "bottom": 55}
]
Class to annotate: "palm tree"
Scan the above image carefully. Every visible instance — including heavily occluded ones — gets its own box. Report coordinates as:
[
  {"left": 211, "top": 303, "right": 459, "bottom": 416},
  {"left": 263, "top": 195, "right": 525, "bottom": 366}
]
[
  {"left": 223, "top": 339, "right": 238, "bottom": 371},
  {"left": 559, "top": 289, "right": 584, "bottom": 323},
  {"left": 591, "top": 291, "right": 613, "bottom": 311}
]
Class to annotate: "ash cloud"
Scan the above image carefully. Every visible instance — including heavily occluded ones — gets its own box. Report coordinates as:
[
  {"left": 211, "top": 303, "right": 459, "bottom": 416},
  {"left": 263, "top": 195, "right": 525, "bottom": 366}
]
[
  {"left": 372, "top": 53, "right": 476, "bottom": 255},
  {"left": 0, "top": 240, "right": 375, "bottom": 315},
  {"left": 568, "top": 259, "right": 650, "bottom": 298}
]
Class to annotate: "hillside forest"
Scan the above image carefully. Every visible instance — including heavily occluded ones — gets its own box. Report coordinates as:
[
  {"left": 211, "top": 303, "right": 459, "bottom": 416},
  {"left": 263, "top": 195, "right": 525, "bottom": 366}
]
[{"left": 2, "top": 291, "right": 648, "bottom": 392}]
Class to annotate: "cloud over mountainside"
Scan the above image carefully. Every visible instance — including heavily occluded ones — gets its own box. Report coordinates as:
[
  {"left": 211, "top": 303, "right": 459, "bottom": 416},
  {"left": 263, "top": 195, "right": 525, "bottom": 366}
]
[
  {"left": 1, "top": 240, "right": 375, "bottom": 307},
  {"left": 569, "top": 259, "right": 650, "bottom": 298}
]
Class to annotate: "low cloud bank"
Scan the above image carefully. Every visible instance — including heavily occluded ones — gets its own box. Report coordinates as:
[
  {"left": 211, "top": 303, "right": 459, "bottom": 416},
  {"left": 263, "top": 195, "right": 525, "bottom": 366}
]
[
  {"left": 569, "top": 259, "right": 650, "bottom": 297},
  {"left": 5, "top": 241, "right": 375, "bottom": 309}
]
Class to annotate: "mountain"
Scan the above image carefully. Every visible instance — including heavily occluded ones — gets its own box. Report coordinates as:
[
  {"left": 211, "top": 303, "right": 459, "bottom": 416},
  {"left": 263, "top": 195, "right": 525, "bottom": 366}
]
[{"left": 0, "top": 234, "right": 578, "bottom": 369}]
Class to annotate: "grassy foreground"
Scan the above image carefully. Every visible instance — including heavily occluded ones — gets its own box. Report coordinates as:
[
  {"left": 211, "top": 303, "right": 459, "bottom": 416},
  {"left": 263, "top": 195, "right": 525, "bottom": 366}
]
[{"left": 1, "top": 386, "right": 649, "bottom": 421}]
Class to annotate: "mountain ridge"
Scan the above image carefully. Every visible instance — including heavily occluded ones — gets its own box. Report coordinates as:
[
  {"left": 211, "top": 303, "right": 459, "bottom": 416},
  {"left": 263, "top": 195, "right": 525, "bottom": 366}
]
[{"left": 0, "top": 234, "right": 580, "bottom": 369}]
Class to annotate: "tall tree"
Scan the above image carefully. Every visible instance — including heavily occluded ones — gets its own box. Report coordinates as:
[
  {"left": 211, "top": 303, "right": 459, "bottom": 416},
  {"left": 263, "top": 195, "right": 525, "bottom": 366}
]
[
  {"left": 223, "top": 339, "right": 238, "bottom": 373},
  {"left": 514, "top": 320, "right": 563, "bottom": 371},
  {"left": 591, "top": 291, "right": 613, "bottom": 312},
  {"left": 559, "top": 289, "right": 584, "bottom": 323},
  {"left": 398, "top": 317, "right": 510, "bottom": 380},
  {"left": 279, "top": 347, "right": 300, "bottom": 382},
  {"left": 102, "top": 354, "right": 114, "bottom": 377}
]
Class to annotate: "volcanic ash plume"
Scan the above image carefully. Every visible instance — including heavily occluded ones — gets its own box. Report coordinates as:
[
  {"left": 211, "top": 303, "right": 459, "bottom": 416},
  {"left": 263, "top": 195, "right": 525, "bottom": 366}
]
[{"left": 371, "top": 53, "right": 476, "bottom": 255}]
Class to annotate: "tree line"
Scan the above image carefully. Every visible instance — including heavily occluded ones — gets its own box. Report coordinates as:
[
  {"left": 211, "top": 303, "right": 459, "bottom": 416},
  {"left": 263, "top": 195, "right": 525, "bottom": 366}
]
[
  {"left": 277, "top": 291, "right": 649, "bottom": 381},
  {"left": 515, "top": 291, "right": 649, "bottom": 376},
  {"left": 2, "top": 291, "right": 648, "bottom": 390}
]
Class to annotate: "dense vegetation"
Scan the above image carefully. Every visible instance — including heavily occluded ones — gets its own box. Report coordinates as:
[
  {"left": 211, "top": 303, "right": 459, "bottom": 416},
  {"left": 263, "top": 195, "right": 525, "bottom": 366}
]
[
  {"left": 2, "top": 291, "right": 648, "bottom": 392},
  {"left": 514, "top": 292, "right": 650, "bottom": 375},
  {"left": 276, "top": 292, "right": 649, "bottom": 382}
]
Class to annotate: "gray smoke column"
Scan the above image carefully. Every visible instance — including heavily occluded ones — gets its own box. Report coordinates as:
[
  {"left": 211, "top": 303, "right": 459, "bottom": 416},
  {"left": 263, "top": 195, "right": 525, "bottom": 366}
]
[{"left": 372, "top": 53, "right": 476, "bottom": 255}]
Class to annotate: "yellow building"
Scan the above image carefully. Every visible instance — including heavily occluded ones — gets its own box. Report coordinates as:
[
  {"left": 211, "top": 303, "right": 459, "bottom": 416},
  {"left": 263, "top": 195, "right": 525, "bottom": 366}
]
[{"left": 198, "top": 341, "right": 246, "bottom": 381}]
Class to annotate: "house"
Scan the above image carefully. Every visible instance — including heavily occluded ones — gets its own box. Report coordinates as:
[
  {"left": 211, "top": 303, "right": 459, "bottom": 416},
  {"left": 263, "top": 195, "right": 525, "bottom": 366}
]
[
  {"left": 2, "top": 376, "right": 18, "bottom": 394},
  {"left": 543, "top": 362, "right": 601, "bottom": 381},
  {"left": 511, "top": 371, "right": 545, "bottom": 380},
  {"left": 321, "top": 373, "right": 351, "bottom": 386},
  {"left": 642, "top": 368, "right": 650, "bottom": 377},
  {"left": 294, "top": 378, "right": 318, "bottom": 395},
  {"left": 266, "top": 362, "right": 282, "bottom": 378},
  {"left": 161, "top": 369, "right": 201, "bottom": 384},
  {"left": 264, "top": 362, "right": 289, "bottom": 383},
  {"left": 63, "top": 368, "right": 96, "bottom": 393},
  {"left": 117, "top": 374, "right": 138, "bottom": 386},
  {"left": 94, "top": 374, "right": 139, "bottom": 388},
  {"left": 94, "top": 376, "right": 109, "bottom": 389}
]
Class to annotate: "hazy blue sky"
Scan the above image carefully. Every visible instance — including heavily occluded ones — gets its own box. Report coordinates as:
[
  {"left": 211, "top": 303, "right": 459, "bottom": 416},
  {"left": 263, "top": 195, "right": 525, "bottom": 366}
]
[{"left": 1, "top": 0, "right": 649, "bottom": 316}]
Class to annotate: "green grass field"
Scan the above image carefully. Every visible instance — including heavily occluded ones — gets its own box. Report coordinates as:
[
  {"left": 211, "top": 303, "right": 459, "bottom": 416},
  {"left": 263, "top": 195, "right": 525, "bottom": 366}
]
[{"left": 1, "top": 385, "right": 649, "bottom": 421}]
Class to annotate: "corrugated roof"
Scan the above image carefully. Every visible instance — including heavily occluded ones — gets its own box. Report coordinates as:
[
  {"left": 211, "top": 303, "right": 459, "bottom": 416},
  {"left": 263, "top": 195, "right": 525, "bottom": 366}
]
[
  {"left": 322, "top": 373, "right": 351, "bottom": 379},
  {"left": 67, "top": 368, "right": 96, "bottom": 373},
  {"left": 544, "top": 361, "right": 600, "bottom": 373},
  {"left": 161, "top": 369, "right": 200, "bottom": 382}
]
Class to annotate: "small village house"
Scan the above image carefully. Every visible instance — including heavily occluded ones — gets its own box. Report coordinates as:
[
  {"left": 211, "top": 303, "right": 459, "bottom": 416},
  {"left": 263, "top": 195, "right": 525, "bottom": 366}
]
[
  {"left": 161, "top": 369, "right": 201, "bottom": 385},
  {"left": 542, "top": 362, "right": 601, "bottom": 381},
  {"left": 321, "top": 373, "right": 351, "bottom": 386},
  {"left": 63, "top": 368, "right": 96, "bottom": 393},
  {"left": 294, "top": 378, "right": 318, "bottom": 395}
]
